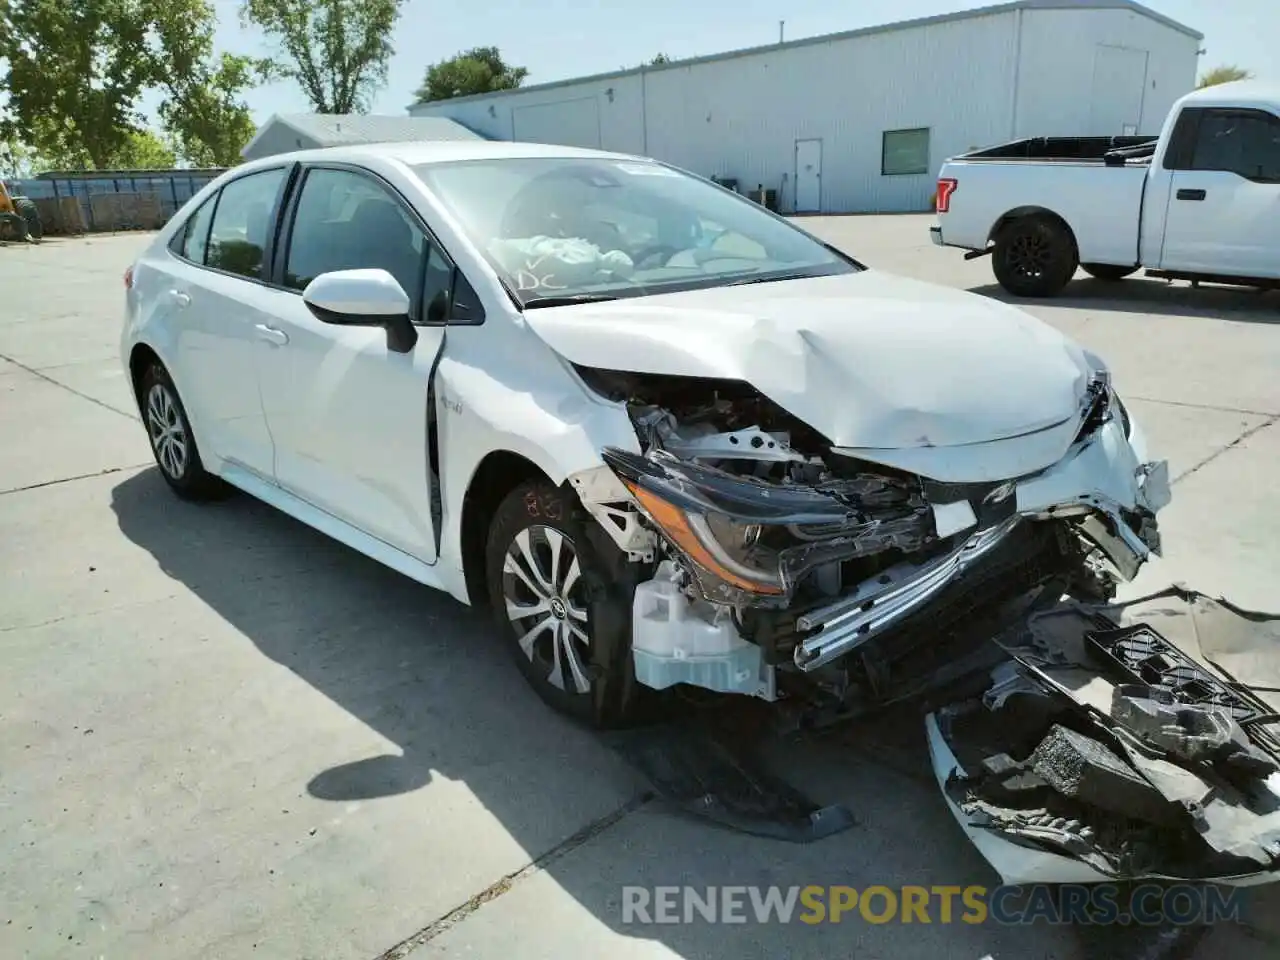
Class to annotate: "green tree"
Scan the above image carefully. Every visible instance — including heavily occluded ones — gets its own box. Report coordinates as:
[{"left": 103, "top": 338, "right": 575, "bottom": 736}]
[
  {"left": 650, "top": 53, "right": 671, "bottom": 65},
  {"left": 416, "top": 46, "right": 528, "bottom": 103},
  {"left": 0, "top": 0, "right": 155, "bottom": 169},
  {"left": 241, "top": 0, "right": 403, "bottom": 113},
  {"left": 0, "top": 0, "right": 261, "bottom": 170},
  {"left": 1197, "top": 65, "right": 1253, "bottom": 88},
  {"left": 108, "top": 128, "right": 178, "bottom": 168}
]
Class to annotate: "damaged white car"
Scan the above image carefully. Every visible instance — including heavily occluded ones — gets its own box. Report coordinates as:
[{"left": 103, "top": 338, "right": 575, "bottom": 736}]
[{"left": 123, "top": 141, "right": 1280, "bottom": 884}]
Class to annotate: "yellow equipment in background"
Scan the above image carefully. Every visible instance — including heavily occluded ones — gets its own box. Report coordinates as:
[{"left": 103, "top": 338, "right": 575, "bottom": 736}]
[{"left": 0, "top": 180, "right": 42, "bottom": 242}]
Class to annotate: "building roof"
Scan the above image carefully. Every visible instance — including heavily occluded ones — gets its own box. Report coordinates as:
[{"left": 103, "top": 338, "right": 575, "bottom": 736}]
[
  {"left": 241, "top": 113, "right": 484, "bottom": 158},
  {"left": 409, "top": 0, "right": 1202, "bottom": 111}
]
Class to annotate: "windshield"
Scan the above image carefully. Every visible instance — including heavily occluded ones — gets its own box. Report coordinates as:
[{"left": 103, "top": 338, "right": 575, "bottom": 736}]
[{"left": 412, "top": 157, "right": 857, "bottom": 306}]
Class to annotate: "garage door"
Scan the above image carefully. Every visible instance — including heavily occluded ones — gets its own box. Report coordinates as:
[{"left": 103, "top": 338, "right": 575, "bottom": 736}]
[
  {"left": 1089, "top": 45, "right": 1150, "bottom": 135},
  {"left": 512, "top": 98, "right": 602, "bottom": 148}
]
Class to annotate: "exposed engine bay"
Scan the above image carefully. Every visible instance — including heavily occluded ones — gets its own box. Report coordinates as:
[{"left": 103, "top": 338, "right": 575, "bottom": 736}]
[{"left": 571, "top": 365, "right": 1169, "bottom": 714}]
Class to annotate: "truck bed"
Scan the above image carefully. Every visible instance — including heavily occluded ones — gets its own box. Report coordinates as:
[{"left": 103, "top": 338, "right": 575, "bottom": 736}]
[{"left": 956, "top": 136, "right": 1157, "bottom": 166}]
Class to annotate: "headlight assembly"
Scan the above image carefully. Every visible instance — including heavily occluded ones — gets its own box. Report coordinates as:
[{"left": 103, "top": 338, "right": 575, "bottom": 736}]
[{"left": 600, "top": 447, "right": 934, "bottom": 606}]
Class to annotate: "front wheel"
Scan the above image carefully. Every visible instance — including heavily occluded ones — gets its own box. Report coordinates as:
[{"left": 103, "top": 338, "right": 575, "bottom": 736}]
[
  {"left": 485, "top": 480, "right": 640, "bottom": 727},
  {"left": 992, "top": 216, "right": 1078, "bottom": 298},
  {"left": 1081, "top": 263, "right": 1138, "bottom": 282}
]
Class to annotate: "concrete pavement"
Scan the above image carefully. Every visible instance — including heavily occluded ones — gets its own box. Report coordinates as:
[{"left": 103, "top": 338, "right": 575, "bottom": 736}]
[{"left": 1, "top": 220, "right": 1278, "bottom": 959}]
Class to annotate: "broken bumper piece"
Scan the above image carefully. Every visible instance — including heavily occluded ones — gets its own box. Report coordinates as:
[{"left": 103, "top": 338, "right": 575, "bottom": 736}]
[{"left": 927, "top": 588, "right": 1280, "bottom": 886}]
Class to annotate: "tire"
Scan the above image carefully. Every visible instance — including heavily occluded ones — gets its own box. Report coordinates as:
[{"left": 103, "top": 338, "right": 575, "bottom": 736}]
[
  {"left": 1081, "top": 262, "right": 1138, "bottom": 282},
  {"left": 139, "top": 363, "right": 228, "bottom": 500},
  {"left": 0, "top": 211, "right": 28, "bottom": 242},
  {"left": 12, "top": 197, "right": 41, "bottom": 241},
  {"left": 992, "top": 216, "right": 1078, "bottom": 298},
  {"left": 485, "top": 480, "right": 641, "bottom": 727}
]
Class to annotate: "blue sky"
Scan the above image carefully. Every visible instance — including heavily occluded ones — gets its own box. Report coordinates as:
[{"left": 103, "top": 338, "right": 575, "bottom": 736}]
[{"left": 212, "top": 0, "right": 1273, "bottom": 122}]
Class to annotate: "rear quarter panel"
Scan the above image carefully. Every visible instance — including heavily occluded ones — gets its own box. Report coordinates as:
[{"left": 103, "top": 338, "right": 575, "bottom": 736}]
[{"left": 938, "top": 160, "right": 1149, "bottom": 266}]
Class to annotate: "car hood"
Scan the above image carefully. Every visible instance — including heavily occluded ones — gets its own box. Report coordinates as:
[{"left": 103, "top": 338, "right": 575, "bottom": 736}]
[{"left": 524, "top": 270, "right": 1092, "bottom": 450}]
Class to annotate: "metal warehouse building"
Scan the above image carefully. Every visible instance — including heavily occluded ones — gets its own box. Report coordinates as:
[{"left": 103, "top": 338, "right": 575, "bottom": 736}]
[{"left": 408, "top": 0, "right": 1201, "bottom": 213}]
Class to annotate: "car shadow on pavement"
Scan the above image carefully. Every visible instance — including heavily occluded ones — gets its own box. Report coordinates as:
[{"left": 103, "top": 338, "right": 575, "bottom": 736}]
[
  {"left": 970, "top": 277, "right": 1280, "bottom": 322},
  {"left": 109, "top": 467, "right": 1274, "bottom": 960}
]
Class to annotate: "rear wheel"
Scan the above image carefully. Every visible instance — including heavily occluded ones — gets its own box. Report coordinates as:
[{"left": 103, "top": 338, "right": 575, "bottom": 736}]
[
  {"left": 486, "top": 480, "right": 640, "bottom": 727},
  {"left": 992, "top": 216, "right": 1078, "bottom": 298},
  {"left": 1081, "top": 262, "right": 1138, "bottom": 282},
  {"left": 139, "top": 363, "right": 228, "bottom": 500}
]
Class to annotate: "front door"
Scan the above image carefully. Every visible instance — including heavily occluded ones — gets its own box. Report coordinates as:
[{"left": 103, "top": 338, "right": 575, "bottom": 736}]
[
  {"left": 795, "top": 139, "right": 822, "bottom": 213},
  {"left": 1159, "top": 108, "right": 1280, "bottom": 279},
  {"left": 256, "top": 166, "right": 450, "bottom": 562}
]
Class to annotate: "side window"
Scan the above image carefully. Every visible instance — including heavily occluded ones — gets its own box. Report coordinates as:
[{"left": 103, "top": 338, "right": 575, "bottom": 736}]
[
  {"left": 422, "top": 247, "right": 453, "bottom": 324},
  {"left": 284, "top": 167, "right": 427, "bottom": 318},
  {"left": 206, "top": 168, "right": 286, "bottom": 280},
  {"left": 1190, "top": 110, "right": 1280, "bottom": 182},
  {"left": 173, "top": 195, "right": 216, "bottom": 263}
]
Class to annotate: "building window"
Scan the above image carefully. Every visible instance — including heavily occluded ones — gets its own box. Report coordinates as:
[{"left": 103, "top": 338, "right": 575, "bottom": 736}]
[{"left": 882, "top": 128, "right": 931, "bottom": 176}]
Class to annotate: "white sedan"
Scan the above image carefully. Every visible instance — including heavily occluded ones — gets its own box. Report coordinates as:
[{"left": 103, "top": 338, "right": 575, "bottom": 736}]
[{"left": 122, "top": 142, "right": 1280, "bottom": 885}]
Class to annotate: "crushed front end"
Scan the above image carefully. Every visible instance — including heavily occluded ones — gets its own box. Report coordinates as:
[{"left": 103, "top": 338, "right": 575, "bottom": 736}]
[{"left": 569, "top": 365, "right": 1172, "bottom": 717}]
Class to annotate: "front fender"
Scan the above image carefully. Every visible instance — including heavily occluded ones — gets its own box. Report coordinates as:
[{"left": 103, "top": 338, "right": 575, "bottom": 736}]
[{"left": 433, "top": 343, "right": 641, "bottom": 579}]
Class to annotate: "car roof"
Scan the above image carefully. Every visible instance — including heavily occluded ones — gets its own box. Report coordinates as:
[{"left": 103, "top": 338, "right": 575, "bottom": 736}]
[
  {"left": 1177, "top": 80, "right": 1280, "bottom": 111},
  {"left": 235, "top": 139, "right": 648, "bottom": 176}
]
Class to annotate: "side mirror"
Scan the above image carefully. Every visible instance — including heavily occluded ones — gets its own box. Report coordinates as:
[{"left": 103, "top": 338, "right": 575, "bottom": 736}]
[{"left": 303, "top": 269, "right": 418, "bottom": 353}]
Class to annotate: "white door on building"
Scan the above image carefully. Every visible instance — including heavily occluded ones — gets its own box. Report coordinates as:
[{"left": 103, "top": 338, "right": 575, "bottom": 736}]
[
  {"left": 795, "top": 139, "right": 822, "bottom": 213},
  {"left": 1089, "top": 45, "right": 1150, "bottom": 135}
]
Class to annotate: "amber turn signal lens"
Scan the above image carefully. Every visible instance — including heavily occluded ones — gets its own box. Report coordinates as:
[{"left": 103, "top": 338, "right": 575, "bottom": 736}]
[{"left": 621, "top": 479, "right": 785, "bottom": 595}]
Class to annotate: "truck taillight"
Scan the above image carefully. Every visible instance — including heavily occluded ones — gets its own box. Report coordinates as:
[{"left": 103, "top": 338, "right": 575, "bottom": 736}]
[
  {"left": 123, "top": 265, "right": 134, "bottom": 289},
  {"left": 936, "top": 178, "right": 958, "bottom": 214}
]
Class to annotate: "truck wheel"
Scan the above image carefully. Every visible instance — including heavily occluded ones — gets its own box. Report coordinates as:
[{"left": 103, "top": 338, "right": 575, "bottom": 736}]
[
  {"left": 993, "top": 217, "right": 1077, "bottom": 298},
  {"left": 12, "top": 197, "right": 42, "bottom": 241},
  {"left": 1082, "top": 263, "right": 1138, "bottom": 282},
  {"left": 485, "top": 480, "right": 642, "bottom": 728}
]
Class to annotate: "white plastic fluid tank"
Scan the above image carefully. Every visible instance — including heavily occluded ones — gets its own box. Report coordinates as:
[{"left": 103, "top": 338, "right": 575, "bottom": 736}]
[{"left": 631, "top": 561, "right": 762, "bottom": 694}]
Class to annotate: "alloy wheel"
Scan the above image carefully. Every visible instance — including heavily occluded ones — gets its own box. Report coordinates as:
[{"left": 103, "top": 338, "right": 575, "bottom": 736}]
[
  {"left": 1007, "top": 231, "right": 1053, "bottom": 280},
  {"left": 146, "top": 382, "right": 188, "bottom": 480},
  {"left": 501, "top": 525, "right": 593, "bottom": 694}
]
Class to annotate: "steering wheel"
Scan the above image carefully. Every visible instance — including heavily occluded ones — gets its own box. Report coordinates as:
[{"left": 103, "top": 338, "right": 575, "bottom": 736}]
[{"left": 630, "top": 244, "right": 682, "bottom": 267}]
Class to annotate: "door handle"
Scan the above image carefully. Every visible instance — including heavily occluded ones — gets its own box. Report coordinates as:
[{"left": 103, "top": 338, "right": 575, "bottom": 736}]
[
  {"left": 1176, "top": 188, "right": 1207, "bottom": 201},
  {"left": 169, "top": 289, "right": 191, "bottom": 307},
  {"left": 254, "top": 323, "right": 289, "bottom": 346}
]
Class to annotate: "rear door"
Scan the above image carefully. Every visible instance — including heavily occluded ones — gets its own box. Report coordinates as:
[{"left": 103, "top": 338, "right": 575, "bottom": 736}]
[
  {"left": 255, "top": 164, "right": 456, "bottom": 562},
  {"left": 1158, "top": 107, "right": 1280, "bottom": 278},
  {"left": 168, "top": 166, "right": 291, "bottom": 478}
]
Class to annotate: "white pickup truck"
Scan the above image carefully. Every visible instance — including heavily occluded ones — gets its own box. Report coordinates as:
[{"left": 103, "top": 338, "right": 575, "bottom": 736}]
[{"left": 931, "top": 80, "right": 1280, "bottom": 297}]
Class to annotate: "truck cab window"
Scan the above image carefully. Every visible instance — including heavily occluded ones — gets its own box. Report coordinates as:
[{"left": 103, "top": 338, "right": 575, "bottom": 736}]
[{"left": 1191, "top": 111, "right": 1280, "bottom": 183}]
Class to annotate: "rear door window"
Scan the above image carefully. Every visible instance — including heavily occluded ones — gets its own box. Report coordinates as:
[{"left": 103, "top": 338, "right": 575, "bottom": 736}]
[{"left": 206, "top": 168, "right": 287, "bottom": 280}]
